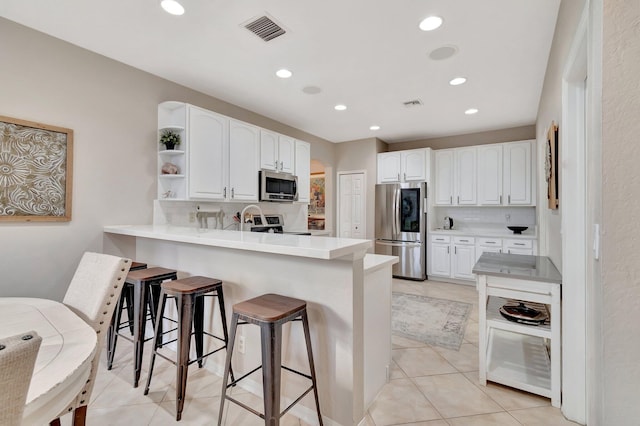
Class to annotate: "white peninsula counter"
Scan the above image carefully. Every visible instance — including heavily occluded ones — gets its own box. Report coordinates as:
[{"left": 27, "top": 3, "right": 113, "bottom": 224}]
[{"left": 103, "top": 225, "right": 397, "bottom": 426}]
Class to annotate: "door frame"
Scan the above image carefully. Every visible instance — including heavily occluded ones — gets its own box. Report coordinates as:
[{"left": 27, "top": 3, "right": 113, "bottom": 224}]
[
  {"left": 560, "top": 7, "right": 588, "bottom": 423},
  {"left": 336, "top": 170, "right": 367, "bottom": 239}
]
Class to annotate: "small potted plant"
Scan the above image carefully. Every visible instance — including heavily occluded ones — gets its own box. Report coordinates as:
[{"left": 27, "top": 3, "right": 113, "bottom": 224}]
[{"left": 160, "top": 129, "right": 181, "bottom": 150}]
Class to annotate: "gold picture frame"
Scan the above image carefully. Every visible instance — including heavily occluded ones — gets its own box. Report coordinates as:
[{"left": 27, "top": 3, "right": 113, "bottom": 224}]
[
  {"left": 546, "top": 121, "right": 559, "bottom": 210},
  {"left": 0, "top": 115, "right": 73, "bottom": 222}
]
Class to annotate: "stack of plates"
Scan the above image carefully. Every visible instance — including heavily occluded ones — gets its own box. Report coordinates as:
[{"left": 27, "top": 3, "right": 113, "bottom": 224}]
[{"left": 499, "top": 300, "right": 549, "bottom": 325}]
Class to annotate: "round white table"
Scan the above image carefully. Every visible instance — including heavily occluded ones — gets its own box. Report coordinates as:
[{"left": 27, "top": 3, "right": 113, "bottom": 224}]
[{"left": 0, "top": 298, "right": 97, "bottom": 424}]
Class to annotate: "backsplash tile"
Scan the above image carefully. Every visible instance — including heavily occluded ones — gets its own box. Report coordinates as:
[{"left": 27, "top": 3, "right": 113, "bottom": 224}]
[
  {"left": 433, "top": 206, "right": 536, "bottom": 232},
  {"left": 154, "top": 200, "right": 308, "bottom": 231}
]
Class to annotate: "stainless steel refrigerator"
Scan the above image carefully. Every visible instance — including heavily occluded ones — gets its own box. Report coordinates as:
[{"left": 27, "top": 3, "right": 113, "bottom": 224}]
[{"left": 375, "top": 182, "right": 427, "bottom": 280}]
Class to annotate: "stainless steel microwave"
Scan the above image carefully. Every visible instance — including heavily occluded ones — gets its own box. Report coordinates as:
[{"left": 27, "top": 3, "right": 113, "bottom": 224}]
[{"left": 259, "top": 170, "right": 298, "bottom": 202}]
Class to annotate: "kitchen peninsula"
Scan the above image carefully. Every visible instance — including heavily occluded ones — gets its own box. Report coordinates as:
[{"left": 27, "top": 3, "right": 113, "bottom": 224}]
[{"left": 103, "top": 225, "right": 396, "bottom": 426}]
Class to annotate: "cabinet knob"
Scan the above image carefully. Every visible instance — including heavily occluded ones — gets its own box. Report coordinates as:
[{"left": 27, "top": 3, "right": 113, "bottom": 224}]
[
  {"left": 231, "top": 188, "right": 234, "bottom": 198},
  {"left": 508, "top": 194, "right": 511, "bottom": 204},
  {"left": 450, "top": 196, "right": 453, "bottom": 204},
  {"left": 223, "top": 187, "right": 227, "bottom": 198},
  {"left": 397, "top": 173, "right": 400, "bottom": 181},
  {"left": 403, "top": 173, "right": 406, "bottom": 181}
]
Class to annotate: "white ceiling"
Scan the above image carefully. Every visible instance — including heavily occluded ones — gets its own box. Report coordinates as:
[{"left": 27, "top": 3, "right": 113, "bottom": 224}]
[{"left": 0, "top": 0, "right": 560, "bottom": 143}]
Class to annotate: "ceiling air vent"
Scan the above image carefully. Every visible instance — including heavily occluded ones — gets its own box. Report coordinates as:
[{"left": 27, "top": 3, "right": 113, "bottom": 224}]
[
  {"left": 403, "top": 99, "right": 423, "bottom": 108},
  {"left": 245, "top": 15, "right": 286, "bottom": 42}
]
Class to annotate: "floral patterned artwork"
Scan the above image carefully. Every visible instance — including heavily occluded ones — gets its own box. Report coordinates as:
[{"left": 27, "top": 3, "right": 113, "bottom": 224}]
[
  {"left": 309, "top": 175, "right": 325, "bottom": 210},
  {"left": 0, "top": 116, "right": 73, "bottom": 221}
]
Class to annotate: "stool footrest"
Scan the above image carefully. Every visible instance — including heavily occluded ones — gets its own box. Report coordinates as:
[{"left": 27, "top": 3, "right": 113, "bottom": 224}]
[
  {"left": 225, "top": 365, "right": 262, "bottom": 389},
  {"left": 224, "top": 395, "right": 265, "bottom": 420}
]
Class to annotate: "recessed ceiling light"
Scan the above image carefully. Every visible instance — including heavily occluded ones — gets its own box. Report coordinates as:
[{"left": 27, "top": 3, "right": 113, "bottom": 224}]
[
  {"left": 276, "top": 69, "right": 292, "bottom": 78},
  {"left": 370, "top": 125, "right": 380, "bottom": 131},
  {"left": 161, "top": 0, "right": 184, "bottom": 15},
  {"left": 449, "top": 77, "right": 467, "bottom": 86},
  {"left": 334, "top": 104, "right": 347, "bottom": 111},
  {"left": 302, "top": 86, "right": 322, "bottom": 94},
  {"left": 419, "top": 16, "right": 443, "bottom": 31},
  {"left": 465, "top": 108, "right": 479, "bottom": 115},
  {"left": 429, "top": 45, "right": 458, "bottom": 60}
]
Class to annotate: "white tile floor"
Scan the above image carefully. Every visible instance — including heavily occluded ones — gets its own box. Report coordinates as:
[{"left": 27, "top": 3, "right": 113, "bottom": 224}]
[{"left": 60, "top": 280, "right": 580, "bottom": 425}]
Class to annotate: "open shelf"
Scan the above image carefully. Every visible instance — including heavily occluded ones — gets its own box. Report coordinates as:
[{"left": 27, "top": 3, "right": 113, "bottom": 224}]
[
  {"left": 486, "top": 296, "right": 551, "bottom": 339},
  {"left": 486, "top": 328, "right": 551, "bottom": 397},
  {"left": 159, "top": 150, "right": 185, "bottom": 156}
]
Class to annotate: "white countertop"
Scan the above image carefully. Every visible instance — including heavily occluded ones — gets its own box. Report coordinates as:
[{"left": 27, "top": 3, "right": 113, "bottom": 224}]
[
  {"left": 364, "top": 254, "right": 398, "bottom": 274},
  {"left": 104, "top": 225, "right": 372, "bottom": 260},
  {"left": 430, "top": 228, "right": 537, "bottom": 239}
]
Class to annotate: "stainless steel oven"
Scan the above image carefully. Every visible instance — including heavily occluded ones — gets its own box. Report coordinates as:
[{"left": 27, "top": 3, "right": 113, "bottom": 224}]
[{"left": 259, "top": 170, "right": 298, "bottom": 202}]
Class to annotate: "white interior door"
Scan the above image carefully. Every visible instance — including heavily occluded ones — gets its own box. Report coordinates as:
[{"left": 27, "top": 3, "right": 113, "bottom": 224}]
[{"left": 338, "top": 172, "right": 366, "bottom": 238}]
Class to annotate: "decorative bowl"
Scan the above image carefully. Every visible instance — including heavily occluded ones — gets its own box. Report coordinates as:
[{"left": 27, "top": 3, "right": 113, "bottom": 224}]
[{"left": 507, "top": 226, "right": 528, "bottom": 234}]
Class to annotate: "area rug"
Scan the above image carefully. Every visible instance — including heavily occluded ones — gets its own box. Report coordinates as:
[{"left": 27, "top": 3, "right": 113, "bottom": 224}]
[{"left": 391, "top": 292, "right": 472, "bottom": 351}]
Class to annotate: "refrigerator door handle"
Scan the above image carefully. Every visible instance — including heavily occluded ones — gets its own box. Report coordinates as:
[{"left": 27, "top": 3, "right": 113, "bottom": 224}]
[
  {"left": 375, "top": 240, "right": 423, "bottom": 248},
  {"left": 394, "top": 187, "right": 401, "bottom": 236}
]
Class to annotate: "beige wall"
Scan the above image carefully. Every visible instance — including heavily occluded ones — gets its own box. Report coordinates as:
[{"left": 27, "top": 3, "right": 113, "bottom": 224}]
[
  {"left": 386, "top": 125, "right": 535, "bottom": 151},
  {"left": 0, "top": 18, "right": 335, "bottom": 299},
  {"left": 600, "top": 0, "right": 640, "bottom": 423},
  {"left": 335, "top": 138, "right": 386, "bottom": 241}
]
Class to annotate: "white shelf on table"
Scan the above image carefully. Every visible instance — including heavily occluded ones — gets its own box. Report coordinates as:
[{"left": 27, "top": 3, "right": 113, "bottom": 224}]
[
  {"left": 486, "top": 296, "right": 551, "bottom": 339},
  {"left": 486, "top": 328, "right": 552, "bottom": 398}
]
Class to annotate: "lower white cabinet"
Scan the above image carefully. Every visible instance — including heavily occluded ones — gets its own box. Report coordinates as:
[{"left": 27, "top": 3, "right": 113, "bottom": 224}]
[
  {"left": 430, "top": 235, "right": 476, "bottom": 280},
  {"left": 431, "top": 234, "right": 537, "bottom": 281},
  {"left": 476, "top": 237, "right": 503, "bottom": 261},
  {"left": 503, "top": 238, "right": 534, "bottom": 255},
  {"left": 452, "top": 236, "right": 476, "bottom": 279},
  {"left": 430, "top": 236, "right": 452, "bottom": 277}
]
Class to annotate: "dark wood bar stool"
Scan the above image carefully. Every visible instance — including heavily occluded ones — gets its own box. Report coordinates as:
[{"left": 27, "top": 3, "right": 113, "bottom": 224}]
[
  {"left": 106, "top": 261, "right": 147, "bottom": 369},
  {"left": 217, "top": 293, "right": 323, "bottom": 426},
  {"left": 107, "top": 266, "right": 178, "bottom": 387},
  {"left": 144, "top": 276, "right": 234, "bottom": 421}
]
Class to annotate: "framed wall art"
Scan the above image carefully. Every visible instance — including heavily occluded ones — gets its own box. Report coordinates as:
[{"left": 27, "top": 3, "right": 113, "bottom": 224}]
[
  {"left": 546, "top": 121, "right": 559, "bottom": 210},
  {"left": 0, "top": 115, "right": 73, "bottom": 222}
]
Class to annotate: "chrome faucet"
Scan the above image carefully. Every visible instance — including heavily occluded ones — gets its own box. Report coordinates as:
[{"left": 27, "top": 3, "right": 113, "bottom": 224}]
[{"left": 240, "top": 204, "right": 267, "bottom": 232}]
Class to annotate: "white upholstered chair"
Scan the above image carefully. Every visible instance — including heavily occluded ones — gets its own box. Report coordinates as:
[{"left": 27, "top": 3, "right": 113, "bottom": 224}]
[
  {"left": 50, "top": 252, "right": 131, "bottom": 426},
  {"left": 0, "top": 331, "right": 42, "bottom": 426}
]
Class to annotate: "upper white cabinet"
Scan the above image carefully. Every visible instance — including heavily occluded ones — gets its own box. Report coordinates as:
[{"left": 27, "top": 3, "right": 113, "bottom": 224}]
[
  {"left": 295, "top": 140, "right": 311, "bottom": 203},
  {"left": 455, "top": 147, "right": 477, "bottom": 205},
  {"left": 434, "top": 140, "right": 535, "bottom": 207},
  {"left": 503, "top": 141, "right": 533, "bottom": 205},
  {"left": 188, "top": 105, "right": 228, "bottom": 200},
  {"left": 434, "top": 150, "right": 455, "bottom": 205},
  {"left": 260, "top": 130, "right": 295, "bottom": 173},
  {"left": 377, "top": 148, "right": 430, "bottom": 183},
  {"left": 228, "top": 119, "right": 260, "bottom": 201},
  {"left": 477, "top": 144, "right": 503, "bottom": 205}
]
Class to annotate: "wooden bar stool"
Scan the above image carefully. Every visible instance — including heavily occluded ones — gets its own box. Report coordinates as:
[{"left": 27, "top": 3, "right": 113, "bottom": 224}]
[
  {"left": 144, "top": 276, "right": 234, "bottom": 421},
  {"left": 107, "top": 261, "right": 147, "bottom": 369},
  {"left": 107, "top": 266, "right": 178, "bottom": 387},
  {"left": 217, "top": 293, "right": 323, "bottom": 426}
]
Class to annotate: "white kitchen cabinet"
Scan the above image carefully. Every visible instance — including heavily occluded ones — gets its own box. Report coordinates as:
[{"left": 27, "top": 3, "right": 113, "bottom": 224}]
[
  {"left": 377, "top": 152, "right": 401, "bottom": 183},
  {"left": 295, "top": 140, "right": 311, "bottom": 203},
  {"left": 188, "top": 105, "right": 228, "bottom": 200},
  {"left": 377, "top": 148, "right": 430, "bottom": 183},
  {"left": 455, "top": 147, "right": 477, "bottom": 205},
  {"left": 434, "top": 150, "right": 455, "bottom": 205},
  {"left": 503, "top": 140, "right": 533, "bottom": 205},
  {"left": 430, "top": 235, "right": 451, "bottom": 277},
  {"left": 503, "top": 238, "right": 534, "bottom": 255},
  {"left": 476, "top": 237, "right": 503, "bottom": 261},
  {"left": 228, "top": 119, "right": 260, "bottom": 201},
  {"left": 260, "top": 130, "right": 295, "bottom": 173},
  {"left": 157, "top": 101, "right": 187, "bottom": 200},
  {"left": 452, "top": 236, "right": 476, "bottom": 279},
  {"left": 477, "top": 144, "right": 503, "bottom": 205}
]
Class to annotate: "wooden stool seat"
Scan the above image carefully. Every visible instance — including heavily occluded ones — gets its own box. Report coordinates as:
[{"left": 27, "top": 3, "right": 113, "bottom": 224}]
[
  {"left": 161, "top": 276, "right": 222, "bottom": 295},
  {"left": 145, "top": 276, "right": 233, "bottom": 421},
  {"left": 130, "top": 261, "right": 147, "bottom": 270},
  {"left": 126, "top": 266, "right": 177, "bottom": 283},
  {"left": 232, "top": 293, "right": 306, "bottom": 322},
  {"left": 107, "top": 265, "right": 177, "bottom": 387},
  {"left": 218, "top": 293, "right": 322, "bottom": 426}
]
